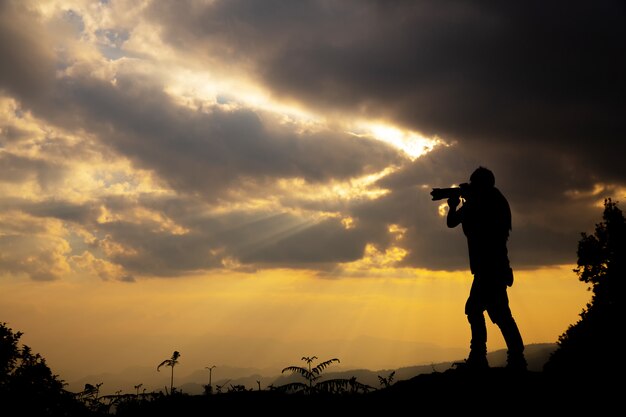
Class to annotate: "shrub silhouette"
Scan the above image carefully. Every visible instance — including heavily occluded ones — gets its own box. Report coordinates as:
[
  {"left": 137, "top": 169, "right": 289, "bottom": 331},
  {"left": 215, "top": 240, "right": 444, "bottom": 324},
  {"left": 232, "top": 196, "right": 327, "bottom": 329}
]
[
  {"left": 0, "top": 322, "right": 91, "bottom": 416},
  {"left": 544, "top": 198, "right": 624, "bottom": 375}
]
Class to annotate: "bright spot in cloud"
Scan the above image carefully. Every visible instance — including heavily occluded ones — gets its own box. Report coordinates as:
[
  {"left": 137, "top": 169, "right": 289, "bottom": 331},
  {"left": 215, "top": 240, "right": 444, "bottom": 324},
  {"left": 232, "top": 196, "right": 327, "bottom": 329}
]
[
  {"left": 388, "top": 224, "right": 407, "bottom": 240},
  {"left": 351, "top": 123, "right": 444, "bottom": 160},
  {"left": 165, "top": 67, "right": 321, "bottom": 129},
  {"left": 564, "top": 183, "right": 626, "bottom": 208},
  {"left": 438, "top": 203, "right": 448, "bottom": 217},
  {"left": 341, "top": 216, "right": 356, "bottom": 229},
  {"left": 340, "top": 243, "right": 409, "bottom": 273}
]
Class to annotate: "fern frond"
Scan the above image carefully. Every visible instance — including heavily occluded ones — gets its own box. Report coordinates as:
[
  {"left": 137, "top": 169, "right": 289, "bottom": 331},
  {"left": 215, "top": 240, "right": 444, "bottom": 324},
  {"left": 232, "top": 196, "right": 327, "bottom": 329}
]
[
  {"left": 349, "top": 379, "right": 375, "bottom": 393},
  {"left": 276, "top": 382, "right": 308, "bottom": 393},
  {"left": 315, "top": 378, "right": 350, "bottom": 393},
  {"left": 282, "top": 366, "right": 307, "bottom": 374},
  {"left": 312, "top": 358, "right": 340, "bottom": 374},
  {"left": 156, "top": 360, "right": 170, "bottom": 372}
]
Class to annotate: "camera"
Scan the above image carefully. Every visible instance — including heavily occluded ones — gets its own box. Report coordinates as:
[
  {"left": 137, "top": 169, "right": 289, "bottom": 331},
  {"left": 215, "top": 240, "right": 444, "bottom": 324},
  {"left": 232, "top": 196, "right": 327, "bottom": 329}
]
[{"left": 430, "top": 183, "right": 469, "bottom": 201}]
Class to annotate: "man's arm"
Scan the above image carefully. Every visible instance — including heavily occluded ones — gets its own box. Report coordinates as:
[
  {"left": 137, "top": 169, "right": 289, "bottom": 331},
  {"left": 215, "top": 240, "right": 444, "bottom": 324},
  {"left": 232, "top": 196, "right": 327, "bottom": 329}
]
[{"left": 446, "top": 196, "right": 462, "bottom": 228}]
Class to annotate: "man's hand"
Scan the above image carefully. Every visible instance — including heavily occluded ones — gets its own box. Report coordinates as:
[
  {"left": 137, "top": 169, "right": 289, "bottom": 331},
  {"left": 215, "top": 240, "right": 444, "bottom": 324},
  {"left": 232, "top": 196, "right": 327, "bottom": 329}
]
[{"left": 446, "top": 196, "right": 461, "bottom": 228}]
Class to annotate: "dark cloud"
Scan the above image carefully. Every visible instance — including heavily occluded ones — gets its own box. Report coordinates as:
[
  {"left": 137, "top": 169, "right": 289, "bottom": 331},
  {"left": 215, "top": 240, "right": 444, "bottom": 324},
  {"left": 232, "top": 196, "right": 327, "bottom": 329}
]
[
  {"left": 151, "top": 0, "right": 625, "bottom": 173},
  {"left": 96, "top": 222, "right": 222, "bottom": 277},
  {"left": 95, "top": 202, "right": 368, "bottom": 276},
  {"left": 0, "top": 234, "right": 67, "bottom": 281},
  {"left": 1, "top": 0, "right": 624, "bottom": 278},
  {"left": 351, "top": 143, "right": 608, "bottom": 270},
  {"left": 0, "top": 1, "right": 56, "bottom": 100},
  {"left": 0, "top": 152, "right": 69, "bottom": 193},
  {"left": 26, "top": 199, "right": 99, "bottom": 224},
  {"left": 148, "top": 0, "right": 626, "bottom": 269},
  {"left": 238, "top": 216, "right": 371, "bottom": 267}
]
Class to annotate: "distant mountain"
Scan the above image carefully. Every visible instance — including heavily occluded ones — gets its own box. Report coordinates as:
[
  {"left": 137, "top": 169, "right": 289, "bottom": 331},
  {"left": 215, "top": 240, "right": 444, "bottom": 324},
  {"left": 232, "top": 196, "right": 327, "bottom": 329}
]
[
  {"left": 68, "top": 364, "right": 281, "bottom": 396},
  {"left": 271, "top": 342, "right": 556, "bottom": 390},
  {"left": 71, "top": 343, "right": 556, "bottom": 396},
  {"left": 177, "top": 332, "right": 468, "bottom": 371}
]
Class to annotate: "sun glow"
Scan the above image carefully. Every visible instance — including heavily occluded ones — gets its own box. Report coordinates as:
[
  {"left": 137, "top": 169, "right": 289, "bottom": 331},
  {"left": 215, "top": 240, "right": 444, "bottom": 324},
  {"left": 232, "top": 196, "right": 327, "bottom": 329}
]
[
  {"left": 162, "top": 67, "right": 445, "bottom": 161},
  {"left": 564, "top": 183, "right": 626, "bottom": 208},
  {"left": 164, "top": 67, "right": 322, "bottom": 130},
  {"left": 206, "top": 167, "right": 395, "bottom": 219},
  {"left": 350, "top": 122, "right": 445, "bottom": 160},
  {"left": 335, "top": 224, "right": 411, "bottom": 275}
]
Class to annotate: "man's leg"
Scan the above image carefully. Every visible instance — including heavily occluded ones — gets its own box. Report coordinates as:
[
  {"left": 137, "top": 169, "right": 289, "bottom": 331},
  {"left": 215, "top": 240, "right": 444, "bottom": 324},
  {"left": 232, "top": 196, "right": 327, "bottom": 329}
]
[
  {"left": 466, "top": 311, "right": 489, "bottom": 369},
  {"left": 465, "top": 278, "right": 489, "bottom": 369},
  {"left": 488, "top": 293, "right": 527, "bottom": 371},
  {"left": 498, "top": 314, "right": 527, "bottom": 370}
]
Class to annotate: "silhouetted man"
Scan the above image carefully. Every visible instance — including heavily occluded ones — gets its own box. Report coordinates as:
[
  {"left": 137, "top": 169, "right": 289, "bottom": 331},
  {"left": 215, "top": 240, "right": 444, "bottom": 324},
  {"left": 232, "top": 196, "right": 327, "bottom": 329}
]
[{"left": 446, "top": 167, "right": 527, "bottom": 370}]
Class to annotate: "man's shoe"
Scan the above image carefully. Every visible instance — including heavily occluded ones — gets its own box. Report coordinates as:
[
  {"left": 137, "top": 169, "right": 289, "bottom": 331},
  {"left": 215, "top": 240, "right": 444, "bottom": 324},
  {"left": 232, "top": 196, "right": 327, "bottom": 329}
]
[
  {"left": 463, "top": 353, "right": 489, "bottom": 371},
  {"left": 506, "top": 353, "right": 527, "bottom": 371}
]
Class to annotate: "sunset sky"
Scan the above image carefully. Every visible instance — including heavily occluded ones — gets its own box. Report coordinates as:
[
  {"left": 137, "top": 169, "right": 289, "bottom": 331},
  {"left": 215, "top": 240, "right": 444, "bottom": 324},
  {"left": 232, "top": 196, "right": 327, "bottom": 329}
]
[{"left": 0, "top": 0, "right": 624, "bottom": 389}]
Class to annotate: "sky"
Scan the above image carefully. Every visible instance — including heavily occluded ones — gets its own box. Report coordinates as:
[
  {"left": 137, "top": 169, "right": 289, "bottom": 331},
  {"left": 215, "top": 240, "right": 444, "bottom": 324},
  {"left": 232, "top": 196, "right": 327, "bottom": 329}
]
[{"left": 0, "top": 0, "right": 624, "bottom": 390}]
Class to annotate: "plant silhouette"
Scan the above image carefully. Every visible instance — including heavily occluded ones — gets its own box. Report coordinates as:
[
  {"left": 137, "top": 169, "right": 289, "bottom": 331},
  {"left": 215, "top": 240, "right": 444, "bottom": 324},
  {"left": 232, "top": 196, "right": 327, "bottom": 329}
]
[
  {"left": 378, "top": 371, "right": 395, "bottom": 388},
  {"left": 0, "top": 322, "right": 89, "bottom": 416},
  {"left": 280, "top": 356, "right": 340, "bottom": 394},
  {"left": 203, "top": 365, "right": 215, "bottom": 394},
  {"left": 80, "top": 382, "right": 103, "bottom": 403},
  {"left": 157, "top": 351, "right": 181, "bottom": 395}
]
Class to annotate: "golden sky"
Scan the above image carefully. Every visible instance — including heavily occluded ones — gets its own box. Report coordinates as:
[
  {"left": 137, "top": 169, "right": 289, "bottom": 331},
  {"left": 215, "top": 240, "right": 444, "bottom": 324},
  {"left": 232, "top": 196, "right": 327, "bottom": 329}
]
[
  {"left": 1, "top": 265, "right": 588, "bottom": 384},
  {"left": 0, "top": 0, "right": 623, "bottom": 392}
]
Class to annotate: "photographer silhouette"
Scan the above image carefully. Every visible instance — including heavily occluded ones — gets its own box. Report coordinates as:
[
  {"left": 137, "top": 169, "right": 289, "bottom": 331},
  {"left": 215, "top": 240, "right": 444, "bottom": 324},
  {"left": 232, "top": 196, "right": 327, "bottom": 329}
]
[{"left": 446, "top": 167, "right": 527, "bottom": 371}]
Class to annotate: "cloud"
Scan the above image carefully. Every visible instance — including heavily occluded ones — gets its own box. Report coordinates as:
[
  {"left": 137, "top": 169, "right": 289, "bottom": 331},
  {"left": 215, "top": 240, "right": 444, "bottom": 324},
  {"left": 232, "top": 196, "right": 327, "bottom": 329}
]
[
  {"left": 146, "top": 0, "right": 626, "bottom": 264},
  {"left": 18, "top": 68, "right": 402, "bottom": 198},
  {"left": 150, "top": 0, "right": 625, "bottom": 175},
  {"left": 0, "top": 1, "right": 624, "bottom": 280},
  {"left": 0, "top": 210, "right": 72, "bottom": 280},
  {"left": 155, "top": 6, "right": 615, "bottom": 105},
  {"left": 0, "top": 1, "right": 57, "bottom": 100}
]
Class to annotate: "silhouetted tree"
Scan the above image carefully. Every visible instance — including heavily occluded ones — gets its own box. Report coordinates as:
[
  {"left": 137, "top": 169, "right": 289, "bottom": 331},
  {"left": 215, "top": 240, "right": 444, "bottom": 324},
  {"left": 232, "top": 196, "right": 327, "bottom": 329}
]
[
  {"left": 157, "top": 351, "right": 180, "bottom": 395},
  {"left": 0, "top": 322, "right": 91, "bottom": 416},
  {"left": 544, "top": 198, "right": 624, "bottom": 375}
]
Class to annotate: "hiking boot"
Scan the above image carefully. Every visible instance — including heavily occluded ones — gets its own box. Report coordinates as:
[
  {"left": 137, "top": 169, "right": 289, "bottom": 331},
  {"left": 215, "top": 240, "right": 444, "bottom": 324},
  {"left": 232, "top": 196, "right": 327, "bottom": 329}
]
[
  {"left": 506, "top": 352, "right": 527, "bottom": 371},
  {"left": 465, "top": 352, "right": 489, "bottom": 371}
]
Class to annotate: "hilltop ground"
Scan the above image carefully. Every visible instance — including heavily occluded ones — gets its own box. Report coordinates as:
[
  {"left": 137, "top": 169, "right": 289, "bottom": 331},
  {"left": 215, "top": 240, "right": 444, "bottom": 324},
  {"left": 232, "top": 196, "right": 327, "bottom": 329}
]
[{"left": 112, "top": 366, "right": 619, "bottom": 416}]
